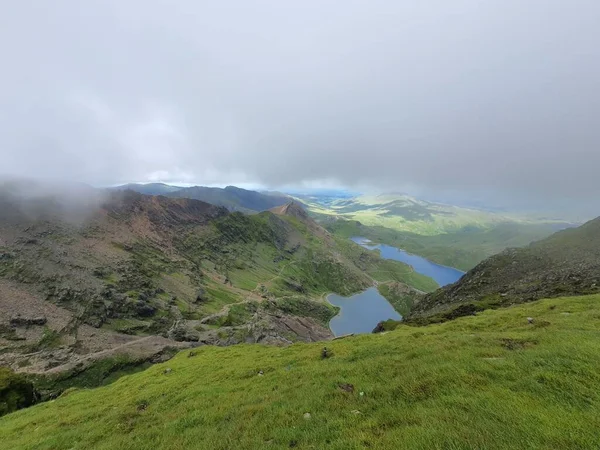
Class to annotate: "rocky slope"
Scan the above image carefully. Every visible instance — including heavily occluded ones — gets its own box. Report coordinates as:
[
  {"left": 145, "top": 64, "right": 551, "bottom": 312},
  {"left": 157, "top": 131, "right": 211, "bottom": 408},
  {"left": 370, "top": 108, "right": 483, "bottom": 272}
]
[
  {"left": 0, "top": 183, "right": 431, "bottom": 390},
  {"left": 408, "top": 216, "right": 600, "bottom": 321}
]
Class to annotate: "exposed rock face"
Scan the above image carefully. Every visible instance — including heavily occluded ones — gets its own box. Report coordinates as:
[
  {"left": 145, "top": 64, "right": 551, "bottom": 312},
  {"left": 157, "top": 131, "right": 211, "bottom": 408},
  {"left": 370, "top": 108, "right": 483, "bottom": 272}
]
[
  {"left": 10, "top": 315, "right": 47, "bottom": 326},
  {"left": 197, "top": 312, "right": 333, "bottom": 346},
  {"left": 409, "top": 217, "right": 600, "bottom": 320}
]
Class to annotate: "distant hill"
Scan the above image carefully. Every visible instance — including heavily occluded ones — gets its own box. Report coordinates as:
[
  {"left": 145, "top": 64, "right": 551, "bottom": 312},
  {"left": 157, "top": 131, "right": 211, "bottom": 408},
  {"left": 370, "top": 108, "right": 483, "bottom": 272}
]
[
  {"left": 301, "top": 192, "right": 575, "bottom": 235},
  {"left": 113, "top": 183, "right": 184, "bottom": 196},
  {"left": 170, "top": 185, "right": 290, "bottom": 212},
  {"left": 408, "top": 216, "right": 600, "bottom": 321},
  {"left": 114, "top": 184, "right": 291, "bottom": 213}
]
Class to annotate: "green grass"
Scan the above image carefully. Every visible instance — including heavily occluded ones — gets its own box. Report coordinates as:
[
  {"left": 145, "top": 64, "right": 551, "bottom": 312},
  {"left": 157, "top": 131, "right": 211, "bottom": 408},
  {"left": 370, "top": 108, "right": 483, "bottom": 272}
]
[
  {"left": 3, "top": 294, "right": 600, "bottom": 449},
  {"left": 377, "top": 283, "right": 421, "bottom": 316}
]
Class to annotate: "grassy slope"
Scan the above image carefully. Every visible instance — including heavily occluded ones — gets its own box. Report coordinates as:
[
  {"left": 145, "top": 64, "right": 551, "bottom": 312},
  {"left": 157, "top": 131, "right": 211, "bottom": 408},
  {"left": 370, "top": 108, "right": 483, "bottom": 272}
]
[
  {"left": 327, "top": 219, "right": 562, "bottom": 271},
  {"left": 3, "top": 294, "right": 599, "bottom": 449}
]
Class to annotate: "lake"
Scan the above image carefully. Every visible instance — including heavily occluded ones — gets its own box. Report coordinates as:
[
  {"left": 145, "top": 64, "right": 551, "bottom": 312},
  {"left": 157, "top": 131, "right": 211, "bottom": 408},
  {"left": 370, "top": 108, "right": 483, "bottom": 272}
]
[
  {"left": 351, "top": 236, "right": 465, "bottom": 287},
  {"left": 326, "top": 237, "right": 465, "bottom": 336},
  {"left": 327, "top": 287, "right": 402, "bottom": 336}
]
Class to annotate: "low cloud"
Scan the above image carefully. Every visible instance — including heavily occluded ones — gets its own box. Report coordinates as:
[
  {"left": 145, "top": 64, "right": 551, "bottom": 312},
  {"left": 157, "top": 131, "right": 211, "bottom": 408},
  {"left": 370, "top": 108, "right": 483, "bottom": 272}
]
[{"left": 1, "top": 1, "right": 599, "bottom": 214}]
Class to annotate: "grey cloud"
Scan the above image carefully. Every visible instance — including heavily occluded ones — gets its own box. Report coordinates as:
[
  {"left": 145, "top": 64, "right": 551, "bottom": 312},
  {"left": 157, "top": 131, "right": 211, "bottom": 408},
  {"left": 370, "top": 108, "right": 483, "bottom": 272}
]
[{"left": 1, "top": 1, "right": 599, "bottom": 212}]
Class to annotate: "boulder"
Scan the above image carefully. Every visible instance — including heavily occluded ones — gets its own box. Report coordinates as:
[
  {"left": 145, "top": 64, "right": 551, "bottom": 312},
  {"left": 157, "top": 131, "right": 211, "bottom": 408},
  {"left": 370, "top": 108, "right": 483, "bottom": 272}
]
[{"left": 9, "top": 315, "right": 47, "bottom": 327}]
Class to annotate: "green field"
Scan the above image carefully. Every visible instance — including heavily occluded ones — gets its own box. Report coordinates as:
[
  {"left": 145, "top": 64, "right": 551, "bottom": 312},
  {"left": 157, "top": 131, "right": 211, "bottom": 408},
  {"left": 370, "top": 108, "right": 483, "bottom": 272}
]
[
  {"left": 3, "top": 294, "right": 599, "bottom": 449},
  {"left": 300, "top": 193, "right": 570, "bottom": 236}
]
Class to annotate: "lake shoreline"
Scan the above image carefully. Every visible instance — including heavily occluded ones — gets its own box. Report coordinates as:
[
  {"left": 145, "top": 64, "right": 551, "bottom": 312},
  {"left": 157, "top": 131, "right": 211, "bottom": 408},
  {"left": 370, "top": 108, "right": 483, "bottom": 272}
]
[
  {"left": 351, "top": 236, "right": 465, "bottom": 287},
  {"left": 352, "top": 236, "right": 467, "bottom": 273}
]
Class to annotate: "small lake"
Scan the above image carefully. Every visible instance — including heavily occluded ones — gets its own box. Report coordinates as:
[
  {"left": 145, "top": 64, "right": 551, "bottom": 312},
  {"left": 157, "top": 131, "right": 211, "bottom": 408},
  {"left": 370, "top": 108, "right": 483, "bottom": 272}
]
[
  {"left": 328, "top": 287, "right": 401, "bottom": 336},
  {"left": 326, "top": 237, "right": 466, "bottom": 336},
  {"left": 351, "top": 236, "right": 465, "bottom": 287}
]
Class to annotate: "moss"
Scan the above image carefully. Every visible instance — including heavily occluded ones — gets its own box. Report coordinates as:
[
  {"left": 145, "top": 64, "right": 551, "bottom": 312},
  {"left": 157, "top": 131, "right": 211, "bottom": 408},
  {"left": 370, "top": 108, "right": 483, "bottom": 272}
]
[{"left": 0, "top": 368, "right": 37, "bottom": 417}]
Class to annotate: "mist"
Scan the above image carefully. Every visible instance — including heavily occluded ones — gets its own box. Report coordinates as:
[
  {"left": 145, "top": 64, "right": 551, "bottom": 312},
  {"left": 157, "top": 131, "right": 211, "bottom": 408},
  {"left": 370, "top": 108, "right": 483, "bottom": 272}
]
[{"left": 1, "top": 1, "right": 599, "bottom": 214}]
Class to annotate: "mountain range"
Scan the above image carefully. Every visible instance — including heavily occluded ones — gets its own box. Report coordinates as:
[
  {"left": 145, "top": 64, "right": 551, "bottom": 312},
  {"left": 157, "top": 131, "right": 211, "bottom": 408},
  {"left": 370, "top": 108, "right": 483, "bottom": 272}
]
[
  {"left": 114, "top": 183, "right": 290, "bottom": 213},
  {"left": 0, "top": 182, "right": 434, "bottom": 397},
  {"left": 2, "top": 181, "right": 600, "bottom": 448}
]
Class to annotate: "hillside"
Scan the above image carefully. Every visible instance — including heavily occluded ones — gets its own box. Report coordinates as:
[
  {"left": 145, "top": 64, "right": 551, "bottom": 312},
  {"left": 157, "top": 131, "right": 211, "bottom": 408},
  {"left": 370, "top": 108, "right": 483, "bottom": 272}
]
[
  {"left": 113, "top": 183, "right": 184, "bottom": 196},
  {"left": 327, "top": 219, "right": 567, "bottom": 271},
  {"left": 409, "top": 217, "right": 600, "bottom": 321},
  {"left": 0, "top": 184, "right": 435, "bottom": 395},
  {"left": 2, "top": 294, "right": 600, "bottom": 449}
]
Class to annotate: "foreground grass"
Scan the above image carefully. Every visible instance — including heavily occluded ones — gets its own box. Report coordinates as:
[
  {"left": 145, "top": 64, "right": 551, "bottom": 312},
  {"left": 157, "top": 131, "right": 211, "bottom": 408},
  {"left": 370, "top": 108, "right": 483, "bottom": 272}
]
[{"left": 2, "top": 295, "right": 600, "bottom": 449}]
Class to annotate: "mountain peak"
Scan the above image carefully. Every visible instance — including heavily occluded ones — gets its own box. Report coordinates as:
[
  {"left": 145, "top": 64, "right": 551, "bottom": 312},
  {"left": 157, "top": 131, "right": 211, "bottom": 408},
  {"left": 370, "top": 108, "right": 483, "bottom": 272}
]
[{"left": 269, "top": 201, "right": 309, "bottom": 220}]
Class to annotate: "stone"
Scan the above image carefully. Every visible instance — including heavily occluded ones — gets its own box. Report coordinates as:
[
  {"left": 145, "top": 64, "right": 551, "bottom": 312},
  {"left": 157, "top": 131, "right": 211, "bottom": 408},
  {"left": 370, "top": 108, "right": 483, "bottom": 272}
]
[
  {"left": 527, "top": 317, "right": 534, "bottom": 324},
  {"left": 10, "top": 315, "right": 47, "bottom": 327},
  {"left": 136, "top": 302, "right": 156, "bottom": 317},
  {"left": 303, "top": 412, "right": 311, "bottom": 420},
  {"left": 338, "top": 383, "right": 354, "bottom": 393},
  {"left": 195, "top": 288, "right": 207, "bottom": 303},
  {"left": 163, "top": 368, "right": 172, "bottom": 374}
]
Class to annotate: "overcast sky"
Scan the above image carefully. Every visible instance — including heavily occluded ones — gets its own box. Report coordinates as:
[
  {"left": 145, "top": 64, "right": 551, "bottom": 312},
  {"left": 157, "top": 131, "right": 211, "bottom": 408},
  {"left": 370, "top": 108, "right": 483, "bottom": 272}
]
[{"left": 1, "top": 1, "right": 599, "bottom": 213}]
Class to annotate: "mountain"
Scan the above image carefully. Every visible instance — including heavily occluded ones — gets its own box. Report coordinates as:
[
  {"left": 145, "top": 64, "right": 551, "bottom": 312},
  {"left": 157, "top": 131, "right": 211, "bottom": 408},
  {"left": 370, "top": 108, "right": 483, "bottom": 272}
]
[
  {"left": 114, "top": 184, "right": 291, "bottom": 213},
  {"left": 408, "top": 216, "right": 600, "bottom": 321},
  {"left": 113, "top": 183, "right": 184, "bottom": 196},
  {"left": 0, "top": 183, "right": 435, "bottom": 397},
  {"left": 169, "top": 185, "right": 291, "bottom": 212},
  {"left": 3, "top": 293, "right": 600, "bottom": 448}
]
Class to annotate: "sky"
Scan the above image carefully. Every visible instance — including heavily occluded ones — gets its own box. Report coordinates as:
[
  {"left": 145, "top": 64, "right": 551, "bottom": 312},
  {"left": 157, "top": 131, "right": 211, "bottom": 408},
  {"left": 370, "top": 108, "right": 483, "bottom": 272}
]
[{"left": 1, "top": 1, "right": 599, "bottom": 214}]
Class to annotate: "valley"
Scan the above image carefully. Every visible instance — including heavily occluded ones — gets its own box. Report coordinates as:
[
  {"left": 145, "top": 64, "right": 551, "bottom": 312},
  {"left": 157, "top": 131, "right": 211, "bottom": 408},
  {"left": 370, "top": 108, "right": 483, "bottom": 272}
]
[
  {"left": 2, "top": 4, "right": 597, "bottom": 447},
  {"left": 1, "top": 182, "right": 598, "bottom": 449},
  {"left": 0, "top": 184, "right": 438, "bottom": 400}
]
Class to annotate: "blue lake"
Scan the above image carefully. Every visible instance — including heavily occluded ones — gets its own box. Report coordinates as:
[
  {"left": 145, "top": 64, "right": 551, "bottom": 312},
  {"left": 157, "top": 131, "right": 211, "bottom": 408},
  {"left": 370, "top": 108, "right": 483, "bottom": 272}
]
[
  {"left": 327, "top": 287, "right": 402, "bottom": 336},
  {"left": 350, "top": 236, "right": 465, "bottom": 287},
  {"left": 326, "top": 237, "right": 465, "bottom": 336}
]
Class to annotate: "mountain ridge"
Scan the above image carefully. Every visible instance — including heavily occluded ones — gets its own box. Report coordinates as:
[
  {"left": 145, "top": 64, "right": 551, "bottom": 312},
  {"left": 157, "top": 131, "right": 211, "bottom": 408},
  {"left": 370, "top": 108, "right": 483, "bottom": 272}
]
[{"left": 408, "top": 215, "right": 600, "bottom": 321}]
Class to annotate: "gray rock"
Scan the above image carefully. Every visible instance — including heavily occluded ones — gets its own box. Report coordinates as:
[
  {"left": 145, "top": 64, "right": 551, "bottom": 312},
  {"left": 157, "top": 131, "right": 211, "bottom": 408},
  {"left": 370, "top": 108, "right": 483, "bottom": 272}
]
[{"left": 10, "top": 315, "right": 47, "bottom": 327}]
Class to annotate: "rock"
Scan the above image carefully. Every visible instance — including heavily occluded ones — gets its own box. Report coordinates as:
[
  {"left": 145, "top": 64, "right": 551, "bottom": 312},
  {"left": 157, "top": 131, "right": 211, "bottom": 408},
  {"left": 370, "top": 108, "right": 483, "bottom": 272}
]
[
  {"left": 195, "top": 288, "right": 206, "bottom": 303},
  {"left": 170, "top": 326, "right": 200, "bottom": 342},
  {"left": 338, "top": 383, "right": 354, "bottom": 393},
  {"left": 188, "top": 351, "right": 197, "bottom": 357},
  {"left": 10, "top": 315, "right": 47, "bottom": 327},
  {"left": 350, "top": 410, "right": 362, "bottom": 415},
  {"left": 303, "top": 412, "right": 311, "bottom": 420},
  {"left": 359, "top": 392, "right": 365, "bottom": 397},
  {"left": 163, "top": 368, "right": 172, "bottom": 374},
  {"left": 135, "top": 302, "right": 156, "bottom": 317},
  {"left": 321, "top": 347, "right": 331, "bottom": 359},
  {"left": 372, "top": 322, "right": 386, "bottom": 333},
  {"left": 258, "top": 370, "right": 264, "bottom": 376},
  {"left": 527, "top": 317, "right": 534, "bottom": 324}
]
